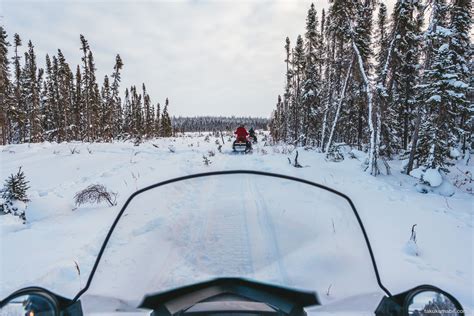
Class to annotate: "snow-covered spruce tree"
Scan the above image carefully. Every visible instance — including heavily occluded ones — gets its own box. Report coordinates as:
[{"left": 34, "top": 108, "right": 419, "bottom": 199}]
[
  {"left": 110, "top": 54, "right": 123, "bottom": 138},
  {"left": 301, "top": 3, "right": 322, "bottom": 145},
  {"left": 131, "top": 85, "right": 143, "bottom": 138},
  {"left": 100, "top": 75, "right": 113, "bottom": 141},
  {"left": 50, "top": 56, "right": 61, "bottom": 141},
  {"left": 376, "top": 0, "right": 423, "bottom": 158},
  {"left": 449, "top": 0, "right": 472, "bottom": 156},
  {"left": 80, "top": 34, "right": 91, "bottom": 141},
  {"left": 154, "top": 102, "right": 161, "bottom": 137},
  {"left": 42, "top": 55, "right": 56, "bottom": 140},
  {"left": 289, "top": 35, "right": 305, "bottom": 143},
  {"left": 143, "top": 84, "right": 155, "bottom": 138},
  {"left": 1, "top": 167, "right": 30, "bottom": 222},
  {"left": 415, "top": 0, "right": 467, "bottom": 172},
  {"left": 0, "top": 26, "right": 11, "bottom": 145},
  {"left": 161, "top": 98, "right": 173, "bottom": 137},
  {"left": 20, "top": 40, "right": 42, "bottom": 143},
  {"left": 320, "top": 11, "right": 333, "bottom": 151},
  {"left": 11, "top": 33, "right": 24, "bottom": 143},
  {"left": 122, "top": 88, "right": 132, "bottom": 137},
  {"left": 269, "top": 95, "right": 282, "bottom": 141},
  {"left": 281, "top": 36, "right": 292, "bottom": 142},
  {"left": 57, "top": 49, "right": 73, "bottom": 142},
  {"left": 73, "top": 65, "right": 83, "bottom": 140},
  {"left": 87, "top": 50, "right": 101, "bottom": 141}
]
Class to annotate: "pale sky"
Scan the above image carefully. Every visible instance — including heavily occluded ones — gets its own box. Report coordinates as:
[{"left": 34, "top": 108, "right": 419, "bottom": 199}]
[{"left": 2, "top": 0, "right": 395, "bottom": 117}]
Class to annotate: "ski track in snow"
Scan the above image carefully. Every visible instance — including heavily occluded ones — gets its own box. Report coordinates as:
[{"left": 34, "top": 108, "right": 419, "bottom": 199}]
[{"left": 245, "top": 177, "right": 289, "bottom": 284}]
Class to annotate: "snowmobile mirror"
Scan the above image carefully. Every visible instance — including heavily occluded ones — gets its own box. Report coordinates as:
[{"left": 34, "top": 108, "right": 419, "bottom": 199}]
[
  {"left": 0, "top": 287, "right": 83, "bottom": 316},
  {"left": 375, "top": 285, "right": 464, "bottom": 316},
  {"left": 405, "top": 289, "right": 463, "bottom": 316},
  {"left": 0, "top": 291, "right": 58, "bottom": 316}
]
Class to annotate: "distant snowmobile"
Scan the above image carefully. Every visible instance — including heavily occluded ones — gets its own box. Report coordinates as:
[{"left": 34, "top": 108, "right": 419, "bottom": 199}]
[
  {"left": 233, "top": 125, "right": 252, "bottom": 153},
  {"left": 232, "top": 138, "right": 252, "bottom": 153}
]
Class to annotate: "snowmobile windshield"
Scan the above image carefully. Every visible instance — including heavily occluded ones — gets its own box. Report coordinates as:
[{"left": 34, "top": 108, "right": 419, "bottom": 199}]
[{"left": 82, "top": 172, "right": 383, "bottom": 313}]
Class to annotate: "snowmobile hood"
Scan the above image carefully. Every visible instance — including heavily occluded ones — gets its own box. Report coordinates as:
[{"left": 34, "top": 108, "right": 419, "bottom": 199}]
[{"left": 139, "top": 277, "right": 320, "bottom": 315}]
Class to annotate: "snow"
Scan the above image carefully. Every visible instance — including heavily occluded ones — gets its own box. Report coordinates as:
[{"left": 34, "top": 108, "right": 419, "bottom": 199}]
[
  {"left": 448, "top": 79, "right": 468, "bottom": 89},
  {"left": 0, "top": 135, "right": 472, "bottom": 314},
  {"left": 427, "top": 95, "right": 441, "bottom": 102},
  {"left": 438, "top": 43, "right": 449, "bottom": 52},
  {"left": 404, "top": 239, "right": 420, "bottom": 257},
  {"left": 450, "top": 147, "right": 461, "bottom": 159},
  {"left": 410, "top": 167, "right": 443, "bottom": 187}
]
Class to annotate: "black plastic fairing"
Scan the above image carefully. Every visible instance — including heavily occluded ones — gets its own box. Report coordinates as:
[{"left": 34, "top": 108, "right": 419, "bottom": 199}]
[{"left": 139, "top": 277, "right": 320, "bottom": 316}]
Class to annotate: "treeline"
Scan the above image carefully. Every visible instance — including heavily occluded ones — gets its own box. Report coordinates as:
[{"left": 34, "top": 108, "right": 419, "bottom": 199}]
[
  {"left": 172, "top": 116, "right": 268, "bottom": 133},
  {"left": 269, "top": 0, "right": 472, "bottom": 175},
  {"left": 0, "top": 28, "right": 173, "bottom": 145}
]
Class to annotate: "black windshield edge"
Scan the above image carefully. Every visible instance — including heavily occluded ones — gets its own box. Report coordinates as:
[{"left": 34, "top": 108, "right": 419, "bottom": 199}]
[{"left": 72, "top": 169, "right": 392, "bottom": 302}]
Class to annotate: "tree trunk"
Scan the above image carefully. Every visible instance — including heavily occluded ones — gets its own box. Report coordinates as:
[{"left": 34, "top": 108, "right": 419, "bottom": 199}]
[
  {"left": 325, "top": 56, "right": 354, "bottom": 153},
  {"left": 406, "top": 107, "right": 422, "bottom": 174}
]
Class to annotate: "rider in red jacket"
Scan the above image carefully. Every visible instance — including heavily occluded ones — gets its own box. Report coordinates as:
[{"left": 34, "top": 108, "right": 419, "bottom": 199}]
[{"left": 234, "top": 125, "right": 249, "bottom": 142}]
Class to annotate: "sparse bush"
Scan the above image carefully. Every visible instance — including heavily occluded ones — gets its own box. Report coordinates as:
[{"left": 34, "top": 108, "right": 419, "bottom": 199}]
[
  {"left": 203, "top": 155, "right": 212, "bottom": 166},
  {"left": 326, "top": 146, "right": 344, "bottom": 162},
  {"left": 133, "top": 136, "right": 142, "bottom": 146},
  {"left": 217, "top": 144, "right": 222, "bottom": 153},
  {"left": 74, "top": 184, "right": 117, "bottom": 207},
  {"left": 0, "top": 167, "right": 30, "bottom": 223},
  {"left": 69, "top": 147, "right": 80, "bottom": 154},
  {"left": 208, "top": 150, "right": 215, "bottom": 157}
]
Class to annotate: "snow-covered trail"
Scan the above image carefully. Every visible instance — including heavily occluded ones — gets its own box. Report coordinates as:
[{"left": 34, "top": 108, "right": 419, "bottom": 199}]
[
  {"left": 1, "top": 135, "right": 472, "bottom": 313},
  {"left": 137, "top": 159, "right": 290, "bottom": 292}
]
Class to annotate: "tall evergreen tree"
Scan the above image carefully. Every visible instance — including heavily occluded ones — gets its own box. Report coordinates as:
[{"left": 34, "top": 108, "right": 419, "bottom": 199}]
[
  {"left": 111, "top": 54, "right": 123, "bottom": 138},
  {"left": 57, "top": 50, "right": 73, "bottom": 142},
  {"left": 24, "top": 41, "right": 42, "bottom": 142},
  {"left": 449, "top": 0, "right": 472, "bottom": 155},
  {"left": 301, "top": 3, "right": 321, "bottom": 144},
  {"left": 73, "top": 65, "right": 83, "bottom": 140},
  {"left": 154, "top": 102, "right": 161, "bottom": 137},
  {"left": 87, "top": 50, "right": 100, "bottom": 140},
  {"left": 0, "top": 26, "right": 11, "bottom": 145},
  {"left": 101, "top": 75, "right": 113, "bottom": 140},
  {"left": 414, "top": 0, "right": 468, "bottom": 172},
  {"left": 12, "top": 33, "right": 24, "bottom": 142},
  {"left": 161, "top": 98, "right": 172, "bottom": 137}
]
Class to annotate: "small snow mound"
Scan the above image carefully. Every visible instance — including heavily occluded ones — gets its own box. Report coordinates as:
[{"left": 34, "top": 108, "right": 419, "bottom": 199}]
[
  {"left": 414, "top": 178, "right": 455, "bottom": 197},
  {"left": 432, "top": 180, "right": 455, "bottom": 197},
  {"left": 410, "top": 167, "right": 443, "bottom": 187},
  {"left": 449, "top": 147, "right": 461, "bottom": 159},
  {"left": 423, "top": 168, "right": 443, "bottom": 187},
  {"left": 404, "top": 239, "right": 420, "bottom": 257}
]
